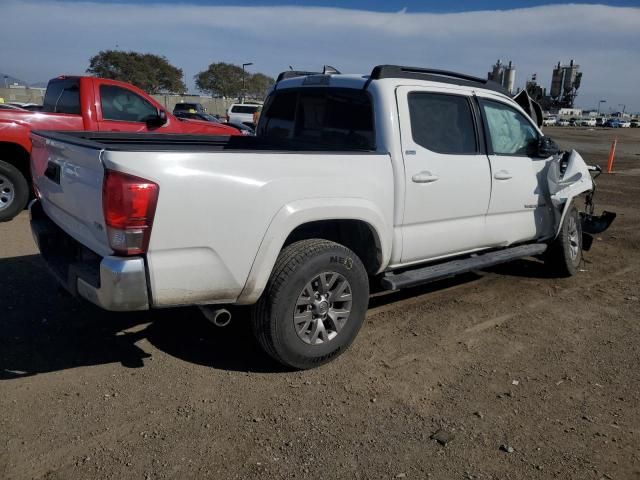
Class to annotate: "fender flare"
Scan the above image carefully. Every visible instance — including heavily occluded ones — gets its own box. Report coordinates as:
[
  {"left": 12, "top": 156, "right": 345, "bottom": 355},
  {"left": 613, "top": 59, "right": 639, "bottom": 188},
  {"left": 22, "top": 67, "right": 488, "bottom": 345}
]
[{"left": 236, "top": 197, "right": 391, "bottom": 304}]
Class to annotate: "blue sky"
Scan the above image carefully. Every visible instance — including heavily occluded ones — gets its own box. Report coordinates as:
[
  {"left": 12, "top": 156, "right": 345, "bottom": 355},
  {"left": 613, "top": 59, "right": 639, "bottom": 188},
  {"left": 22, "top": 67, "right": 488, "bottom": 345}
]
[
  {"left": 59, "top": 0, "right": 640, "bottom": 10},
  {"left": 2, "top": 1, "right": 639, "bottom": 111}
]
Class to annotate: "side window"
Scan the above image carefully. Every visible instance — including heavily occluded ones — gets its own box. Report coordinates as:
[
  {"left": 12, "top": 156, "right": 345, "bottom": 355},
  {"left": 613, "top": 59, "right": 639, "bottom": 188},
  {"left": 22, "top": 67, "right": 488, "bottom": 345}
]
[
  {"left": 480, "top": 99, "right": 539, "bottom": 156},
  {"left": 407, "top": 92, "right": 477, "bottom": 154},
  {"left": 100, "top": 85, "right": 158, "bottom": 123},
  {"left": 43, "top": 78, "right": 80, "bottom": 114}
]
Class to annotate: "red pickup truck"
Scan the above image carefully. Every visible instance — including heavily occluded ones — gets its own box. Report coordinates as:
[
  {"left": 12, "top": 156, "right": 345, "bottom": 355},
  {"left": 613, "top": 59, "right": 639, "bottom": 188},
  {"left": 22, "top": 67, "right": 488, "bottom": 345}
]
[{"left": 0, "top": 76, "right": 238, "bottom": 221}]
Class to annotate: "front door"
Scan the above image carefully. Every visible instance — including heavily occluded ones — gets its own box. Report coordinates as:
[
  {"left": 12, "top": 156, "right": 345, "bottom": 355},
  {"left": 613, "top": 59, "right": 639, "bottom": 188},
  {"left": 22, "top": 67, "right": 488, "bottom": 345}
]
[
  {"left": 476, "top": 96, "right": 552, "bottom": 245},
  {"left": 397, "top": 86, "right": 492, "bottom": 264}
]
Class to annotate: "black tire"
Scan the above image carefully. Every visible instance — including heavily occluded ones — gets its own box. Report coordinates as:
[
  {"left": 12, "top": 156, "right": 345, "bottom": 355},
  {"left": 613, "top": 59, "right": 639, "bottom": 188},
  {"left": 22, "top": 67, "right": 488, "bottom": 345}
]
[
  {"left": 545, "top": 203, "right": 582, "bottom": 277},
  {"left": 251, "top": 239, "right": 369, "bottom": 370},
  {"left": 0, "top": 160, "right": 29, "bottom": 222}
]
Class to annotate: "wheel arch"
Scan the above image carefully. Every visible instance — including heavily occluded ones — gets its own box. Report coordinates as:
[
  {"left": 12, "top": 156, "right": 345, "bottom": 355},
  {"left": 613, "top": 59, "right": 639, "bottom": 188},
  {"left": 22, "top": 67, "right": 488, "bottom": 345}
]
[
  {"left": 236, "top": 198, "right": 391, "bottom": 304},
  {"left": 0, "top": 141, "right": 31, "bottom": 185}
]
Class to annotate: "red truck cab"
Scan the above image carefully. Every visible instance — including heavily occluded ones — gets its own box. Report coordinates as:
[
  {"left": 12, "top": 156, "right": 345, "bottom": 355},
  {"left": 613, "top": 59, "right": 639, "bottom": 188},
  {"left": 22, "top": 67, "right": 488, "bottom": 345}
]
[{"left": 0, "top": 76, "right": 238, "bottom": 221}]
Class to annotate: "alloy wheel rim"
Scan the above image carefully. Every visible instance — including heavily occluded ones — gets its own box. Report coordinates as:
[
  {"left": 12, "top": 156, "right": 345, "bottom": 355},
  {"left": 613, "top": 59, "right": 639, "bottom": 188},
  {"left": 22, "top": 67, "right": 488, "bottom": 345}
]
[
  {"left": 0, "top": 174, "right": 15, "bottom": 211},
  {"left": 293, "top": 271, "right": 353, "bottom": 345},
  {"left": 568, "top": 215, "right": 580, "bottom": 260}
]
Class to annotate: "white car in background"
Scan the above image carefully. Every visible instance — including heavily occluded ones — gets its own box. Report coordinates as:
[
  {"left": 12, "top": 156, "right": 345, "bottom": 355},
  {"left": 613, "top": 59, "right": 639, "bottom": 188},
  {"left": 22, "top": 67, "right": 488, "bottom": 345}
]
[
  {"left": 618, "top": 120, "right": 631, "bottom": 128},
  {"left": 578, "top": 118, "right": 596, "bottom": 127},
  {"left": 227, "top": 103, "right": 262, "bottom": 127},
  {"left": 557, "top": 119, "right": 570, "bottom": 126},
  {"left": 543, "top": 116, "right": 557, "bottom": 126}
]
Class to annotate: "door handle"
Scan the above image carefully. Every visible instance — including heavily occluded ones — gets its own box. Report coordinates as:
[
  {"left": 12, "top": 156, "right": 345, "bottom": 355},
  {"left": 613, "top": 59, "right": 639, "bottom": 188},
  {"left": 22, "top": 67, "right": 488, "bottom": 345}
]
[
  {"left": 494, "top": 170, "right": 513, "bottom": 180},
  {"left": 412, "top": 171, "right": 439, "bottom": 183}
]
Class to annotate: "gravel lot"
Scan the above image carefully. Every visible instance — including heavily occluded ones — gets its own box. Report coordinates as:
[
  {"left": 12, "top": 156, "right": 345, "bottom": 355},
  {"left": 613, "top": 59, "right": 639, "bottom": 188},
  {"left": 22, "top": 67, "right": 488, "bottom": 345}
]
[{"left": 1, "top": 127, "right": 639, "bottom": 480}]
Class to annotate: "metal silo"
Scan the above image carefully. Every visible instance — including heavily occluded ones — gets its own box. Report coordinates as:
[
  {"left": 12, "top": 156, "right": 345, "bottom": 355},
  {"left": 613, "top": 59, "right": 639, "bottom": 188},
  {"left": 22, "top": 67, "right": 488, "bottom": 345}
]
[
  {"left": 487, "top": 60, "right": 515, "bottom": 94},
  {"left": 550, "top": 61, "right": 563, "bottom": 100},
  {"left": 562, "top": 59, "right": 579, "bottom": 97},
  {"left": 504, "top": 61, "right": 516, "bottom": 94}
]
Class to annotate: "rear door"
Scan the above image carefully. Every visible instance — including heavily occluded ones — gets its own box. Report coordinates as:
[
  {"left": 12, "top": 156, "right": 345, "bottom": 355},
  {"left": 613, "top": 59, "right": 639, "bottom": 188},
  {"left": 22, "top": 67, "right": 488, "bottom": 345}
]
[
  {"left": 31, "top": 133, "right": 111, "bottom": 256},
  {"left": 476, "top": 95, "right": 552, "bottom": 245},
  {"left": 396, "top": 86, "right": 492, "bottom": 263}
]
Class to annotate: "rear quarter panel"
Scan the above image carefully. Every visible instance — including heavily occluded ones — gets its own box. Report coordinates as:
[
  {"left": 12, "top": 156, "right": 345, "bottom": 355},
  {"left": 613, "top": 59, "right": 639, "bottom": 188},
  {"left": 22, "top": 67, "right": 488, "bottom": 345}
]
[{"left": 101, "top": 150, "right": 394, "bottom": 306}]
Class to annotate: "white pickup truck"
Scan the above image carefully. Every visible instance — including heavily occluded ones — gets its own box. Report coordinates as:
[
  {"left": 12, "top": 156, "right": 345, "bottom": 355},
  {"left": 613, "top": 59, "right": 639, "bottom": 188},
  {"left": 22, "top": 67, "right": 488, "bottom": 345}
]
[{"left": 29, "top": 65, "right": 615, "bottom": 369}]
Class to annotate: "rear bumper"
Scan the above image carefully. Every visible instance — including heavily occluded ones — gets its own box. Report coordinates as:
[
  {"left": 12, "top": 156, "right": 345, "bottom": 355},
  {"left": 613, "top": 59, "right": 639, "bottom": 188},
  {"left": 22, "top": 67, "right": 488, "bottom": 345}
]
[{"left": 29, "top": 200, "right": 149, "bottom": 311}]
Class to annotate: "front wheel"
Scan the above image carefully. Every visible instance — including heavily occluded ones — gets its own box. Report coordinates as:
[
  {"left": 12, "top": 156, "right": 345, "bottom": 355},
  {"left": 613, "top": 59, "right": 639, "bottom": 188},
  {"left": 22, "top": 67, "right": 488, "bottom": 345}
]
[
  {"left": 251, "top": 239, "right": 369, "bottom": 370},
  {"left": 545, "top": 203, "right": 582, "bottom": 276},
  {"left": 0, "top": 160, "right": 29, "bottom": 222}
]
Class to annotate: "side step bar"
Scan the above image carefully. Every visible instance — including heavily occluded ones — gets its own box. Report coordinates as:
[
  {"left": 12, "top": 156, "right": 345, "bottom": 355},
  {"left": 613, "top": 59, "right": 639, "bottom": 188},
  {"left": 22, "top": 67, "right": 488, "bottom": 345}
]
[{"left": 381, "top": 243, "right": 548, "bottom": 291}]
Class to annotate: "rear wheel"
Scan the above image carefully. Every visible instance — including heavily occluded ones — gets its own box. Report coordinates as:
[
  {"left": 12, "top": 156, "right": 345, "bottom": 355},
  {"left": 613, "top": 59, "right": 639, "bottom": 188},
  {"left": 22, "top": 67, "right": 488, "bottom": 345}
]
[
  {"left": 251, "top": 239, "right": 369, "bottom": 369},
  {"left": 545, "top": 203, "right": 582, "bottom": 276},
  {"left": 0, "top": 160, "right": 29, "bottom": 222}
]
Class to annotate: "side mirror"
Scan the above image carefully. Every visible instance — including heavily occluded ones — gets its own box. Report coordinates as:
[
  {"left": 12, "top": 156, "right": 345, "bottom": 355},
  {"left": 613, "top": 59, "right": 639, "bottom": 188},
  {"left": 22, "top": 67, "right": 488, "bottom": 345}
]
[
  {"left": 146, "top": 110, "right": 167, "bottom": 127},
  {"left": 537, "top": 136, "right": 560, "bottom": 157}
]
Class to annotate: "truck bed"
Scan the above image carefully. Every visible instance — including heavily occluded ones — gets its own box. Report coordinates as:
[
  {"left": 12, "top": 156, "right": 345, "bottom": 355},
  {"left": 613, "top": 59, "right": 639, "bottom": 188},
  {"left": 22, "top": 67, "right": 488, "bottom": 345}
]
[
  {"left": 30, "top": 128, "right": 393, "bottom": 308},
  {"left": 32, "top": 130, "right": 379, "bottom": 153}
]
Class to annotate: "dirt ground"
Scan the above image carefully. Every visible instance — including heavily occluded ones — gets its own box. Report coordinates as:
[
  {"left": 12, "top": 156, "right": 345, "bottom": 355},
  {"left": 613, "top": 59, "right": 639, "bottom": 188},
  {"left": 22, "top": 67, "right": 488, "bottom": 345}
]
[{"left": 1, "top": 127, "right": 638, "bottom": 480}]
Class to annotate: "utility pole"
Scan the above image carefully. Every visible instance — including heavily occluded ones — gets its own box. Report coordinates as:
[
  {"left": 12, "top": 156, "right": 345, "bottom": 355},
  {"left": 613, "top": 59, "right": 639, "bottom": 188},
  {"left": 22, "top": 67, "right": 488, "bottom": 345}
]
[
  {"left": 597, "top": 99, "right": 606, "bottom": 115},
  {"left": 242, "top": 62, "right": 253, "bottom": 103}
]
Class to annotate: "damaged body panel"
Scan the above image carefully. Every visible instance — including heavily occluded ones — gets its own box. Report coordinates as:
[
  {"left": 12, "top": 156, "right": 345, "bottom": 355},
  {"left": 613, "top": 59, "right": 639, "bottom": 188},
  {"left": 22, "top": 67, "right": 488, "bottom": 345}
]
[{"left": 547, "top": 149, "right": 616, "bottom": 249}]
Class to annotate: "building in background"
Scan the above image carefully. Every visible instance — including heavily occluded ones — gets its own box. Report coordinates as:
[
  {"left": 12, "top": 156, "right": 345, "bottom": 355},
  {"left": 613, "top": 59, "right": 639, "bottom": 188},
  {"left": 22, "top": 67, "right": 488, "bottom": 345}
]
[
  {"left": 523, "top": 60, "right": 583, "bottom": 113},
  {"left": 550, "top": 60, "right": 582, "bottom": 108}
]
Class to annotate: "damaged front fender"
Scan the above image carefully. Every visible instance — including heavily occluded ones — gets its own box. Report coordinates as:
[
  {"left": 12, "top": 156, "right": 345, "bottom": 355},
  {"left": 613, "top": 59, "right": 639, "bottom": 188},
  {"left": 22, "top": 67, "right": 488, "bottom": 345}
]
[{"left": 547, "top": 149, "right": 616, "bottom": 248}]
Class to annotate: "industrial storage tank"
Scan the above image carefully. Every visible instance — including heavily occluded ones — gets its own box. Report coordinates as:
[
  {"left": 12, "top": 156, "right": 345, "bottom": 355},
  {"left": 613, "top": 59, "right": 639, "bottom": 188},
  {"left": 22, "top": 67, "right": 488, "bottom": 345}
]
[
  {"left": 487, "top": 59, "right": 516, "bottom": 94},
  {"left": 550, "top": 62, "right": 563, "bottom": 99},
  {"left": 563, "top": 59, "right": 579, "bottom": 96},
  {"left": 504, "top": 61, "right": 516, "bottom": 94}
]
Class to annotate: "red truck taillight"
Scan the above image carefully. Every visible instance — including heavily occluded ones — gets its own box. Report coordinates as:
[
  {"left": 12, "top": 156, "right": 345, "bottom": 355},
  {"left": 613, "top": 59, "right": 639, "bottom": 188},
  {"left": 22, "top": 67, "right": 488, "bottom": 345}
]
[{"left": 103, "top": 170, "right": 159, "bottom": 256}]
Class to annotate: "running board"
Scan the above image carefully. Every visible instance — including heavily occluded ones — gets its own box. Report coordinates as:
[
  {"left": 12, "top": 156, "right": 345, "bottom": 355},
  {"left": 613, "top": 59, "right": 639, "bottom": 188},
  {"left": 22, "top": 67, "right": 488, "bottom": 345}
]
[{"left": 381, "top": 244, "right": 548, "bottom": 291}]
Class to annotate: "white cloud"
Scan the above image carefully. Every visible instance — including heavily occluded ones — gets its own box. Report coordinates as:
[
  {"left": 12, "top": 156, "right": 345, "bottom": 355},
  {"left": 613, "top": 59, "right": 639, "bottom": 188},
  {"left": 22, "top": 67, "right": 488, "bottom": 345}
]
[{"left": 1, "top": 1, "right": 639, "bottom": 111}]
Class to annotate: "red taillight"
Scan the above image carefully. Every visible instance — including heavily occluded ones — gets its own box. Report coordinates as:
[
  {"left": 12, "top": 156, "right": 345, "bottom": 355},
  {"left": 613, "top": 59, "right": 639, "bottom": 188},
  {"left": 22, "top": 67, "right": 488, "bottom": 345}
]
[{"left": 103, "top": 170, "right": 159, "bottom": 256}]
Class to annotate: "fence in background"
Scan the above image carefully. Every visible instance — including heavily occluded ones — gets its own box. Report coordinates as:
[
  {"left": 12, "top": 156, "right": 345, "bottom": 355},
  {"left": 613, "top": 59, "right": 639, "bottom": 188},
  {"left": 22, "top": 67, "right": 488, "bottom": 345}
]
[{"left": 0, "top": 88, "right": 245, "bottom": 117}]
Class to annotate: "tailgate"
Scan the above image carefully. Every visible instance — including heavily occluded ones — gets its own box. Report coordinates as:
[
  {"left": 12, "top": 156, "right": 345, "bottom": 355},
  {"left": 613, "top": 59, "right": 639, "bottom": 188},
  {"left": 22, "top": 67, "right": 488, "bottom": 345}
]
[{"left": 31, "top": 133, "right": 112, "bottom": 257}]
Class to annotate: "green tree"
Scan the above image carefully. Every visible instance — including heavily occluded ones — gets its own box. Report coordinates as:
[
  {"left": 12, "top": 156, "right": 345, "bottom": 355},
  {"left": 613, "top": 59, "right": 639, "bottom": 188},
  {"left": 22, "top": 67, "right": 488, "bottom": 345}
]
[
  {"left": 245, "top": 73, "right": 275, "bottom": 100},
  {"left": 87, "top": 50, "right": 186, "bottom": 94},
  {"left": 194, "top": 62, "right": 245, "bottom": 98}
]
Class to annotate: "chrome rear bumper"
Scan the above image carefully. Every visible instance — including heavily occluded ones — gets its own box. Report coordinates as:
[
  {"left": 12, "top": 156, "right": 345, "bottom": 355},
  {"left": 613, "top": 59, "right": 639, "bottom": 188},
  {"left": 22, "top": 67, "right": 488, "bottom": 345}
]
[{"left": 29, "top": 200, "right": 149, "bottom": 311}]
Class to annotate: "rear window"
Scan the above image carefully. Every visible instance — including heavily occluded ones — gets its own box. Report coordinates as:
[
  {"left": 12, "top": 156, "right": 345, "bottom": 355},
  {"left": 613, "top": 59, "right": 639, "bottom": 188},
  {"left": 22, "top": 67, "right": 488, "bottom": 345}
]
[
  {"left": 259, "top": 88, "right": 375, "bottom": 150},
  {"left": 174, "top": 103, "right": 202, "bottom": 112},
  {"left": 42, "top": 78, "right": 80, "bottom": 115},
  {"left": 231, "top": 105, "right": 260, "bottom": 114}
]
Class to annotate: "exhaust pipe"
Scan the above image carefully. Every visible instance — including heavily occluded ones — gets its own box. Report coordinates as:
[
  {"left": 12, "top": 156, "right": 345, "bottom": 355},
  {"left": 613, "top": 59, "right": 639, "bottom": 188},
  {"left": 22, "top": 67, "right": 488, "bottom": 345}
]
[{"left": 199, "top": 306, "right": 232, "bottom": 327}]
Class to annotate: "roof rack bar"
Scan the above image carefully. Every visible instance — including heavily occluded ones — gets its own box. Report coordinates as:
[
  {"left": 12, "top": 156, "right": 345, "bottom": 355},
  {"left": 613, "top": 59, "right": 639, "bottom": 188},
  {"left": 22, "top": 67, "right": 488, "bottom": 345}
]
[
  {"left": 366, "top": 65, "right": 507, "bottom": 94},
  {"left": 370, "top": 65, "right": 489, "bottom": 83},
  {"left": 276, "top": 70, "right": 322, "bottom": 83}
]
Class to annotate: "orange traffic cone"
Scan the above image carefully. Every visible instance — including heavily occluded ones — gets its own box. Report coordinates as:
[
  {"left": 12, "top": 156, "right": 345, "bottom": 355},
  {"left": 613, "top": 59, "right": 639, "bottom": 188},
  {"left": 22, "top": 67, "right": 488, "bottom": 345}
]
[{"left": 606, "top": 138, "right": 617, "bottom": 173}]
